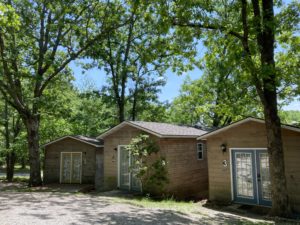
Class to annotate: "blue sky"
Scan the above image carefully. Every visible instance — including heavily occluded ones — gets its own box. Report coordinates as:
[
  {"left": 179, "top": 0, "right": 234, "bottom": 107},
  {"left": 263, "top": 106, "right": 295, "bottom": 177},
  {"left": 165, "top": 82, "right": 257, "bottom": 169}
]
[
  {"left": 70, "top": 61, "right": 299, "bottom": 111},
  {"left": 70, "top": 60, "right": 203, "bottom": 102},
  {"left": 70, "top": 0, "right": 299, "bottom": 111}
]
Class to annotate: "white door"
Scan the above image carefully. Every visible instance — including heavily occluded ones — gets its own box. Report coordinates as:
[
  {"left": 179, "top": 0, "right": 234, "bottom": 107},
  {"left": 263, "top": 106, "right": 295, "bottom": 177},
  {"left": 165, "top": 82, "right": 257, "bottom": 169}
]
[
  {"left": 119, "top": 146, "right": 130, "bottom": 189},
  {"left": 60, "top": 152, "right": 82, "bottom": 184},
  {"left": 118, "top": 146, "right": 141, "bottom": 191}
]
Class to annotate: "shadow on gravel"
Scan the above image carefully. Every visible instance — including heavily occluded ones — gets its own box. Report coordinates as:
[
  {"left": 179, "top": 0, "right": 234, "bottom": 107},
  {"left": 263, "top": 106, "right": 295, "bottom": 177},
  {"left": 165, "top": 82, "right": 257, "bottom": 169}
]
[
  {"left": 0, "top": 191, "right": 275, "bottom": 225},
  {"left": 75, "top": 208, "right": 267, "bottom": 225}
]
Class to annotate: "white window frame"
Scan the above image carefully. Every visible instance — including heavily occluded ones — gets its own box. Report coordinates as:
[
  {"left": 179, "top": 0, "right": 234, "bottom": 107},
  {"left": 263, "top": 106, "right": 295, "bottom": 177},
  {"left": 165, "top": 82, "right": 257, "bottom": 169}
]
[{"left": 197, "top": 143, "right": 204, "bottom": 160}]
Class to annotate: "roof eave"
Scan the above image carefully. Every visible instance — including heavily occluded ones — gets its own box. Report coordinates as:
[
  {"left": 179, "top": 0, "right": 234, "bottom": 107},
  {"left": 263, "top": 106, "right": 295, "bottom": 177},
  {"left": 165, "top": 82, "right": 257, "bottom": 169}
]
[
  {"left": 162, "top": 135, "right": 203, "bottom": 139},
  {"left": 42, "top": 136, "right": 104, "bottom": 148},
  {"left": 97, "top": 121, "right": 206, "bottom": 139},
  {"left": 97, "top": 121, "right": 163, "bottom": 139},
  {"left": 197, "top": 117, "right": 300, "bottom": 140}
]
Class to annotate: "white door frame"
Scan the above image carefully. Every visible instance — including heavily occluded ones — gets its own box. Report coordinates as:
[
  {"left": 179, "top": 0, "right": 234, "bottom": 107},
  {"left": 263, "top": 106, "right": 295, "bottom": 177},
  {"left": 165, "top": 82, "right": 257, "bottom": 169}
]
[
  {"left": 60, "top": 152, "right": 83, "bottom": 184},
  {"left": 117, "top": 145, "right": 130, "bottom": 189},
  {"left": 229, "top": 148, "right": 267, "bottom": 204}
]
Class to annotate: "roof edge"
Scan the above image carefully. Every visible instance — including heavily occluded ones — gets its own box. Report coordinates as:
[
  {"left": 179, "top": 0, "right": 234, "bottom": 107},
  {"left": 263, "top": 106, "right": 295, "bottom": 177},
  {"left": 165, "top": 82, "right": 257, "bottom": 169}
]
[
  {"left": 198, "top": 117, "right": 300, "bottom": 140},
  {"left": 97, "top": 121, "right": 203, "bottom": 139},
  {"left": 97, "top": 121, "right": 163, "bottom": 139},
  {"left": 42, "top": 136, "right": 104, "bottom": 148}
]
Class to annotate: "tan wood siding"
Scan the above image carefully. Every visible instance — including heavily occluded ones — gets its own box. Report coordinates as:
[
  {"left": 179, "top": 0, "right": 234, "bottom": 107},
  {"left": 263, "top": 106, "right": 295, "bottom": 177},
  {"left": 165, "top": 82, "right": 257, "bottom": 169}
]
[
  {"left": 103, "top": 125, "right": 208, "bottom": 198},
  {"left": 44, "top": 138, "right": 102, "bottom": 184},
  {"left": 205, "top": 120, "right": 300, "bottom": 212}
]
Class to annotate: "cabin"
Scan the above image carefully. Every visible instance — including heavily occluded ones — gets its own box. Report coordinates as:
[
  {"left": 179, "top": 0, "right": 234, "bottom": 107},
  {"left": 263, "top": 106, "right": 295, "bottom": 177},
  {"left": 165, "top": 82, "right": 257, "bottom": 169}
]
[
  {"left": 43, "top": 121, "right": 209, "bottom": 199},
  {"left": 97, "top": 121, "right": 208, "bottom": 198},
  {"left": 43, "top": 135, "right": 104, "bottom": 186},
  {"left": 198, "top": 117, "right": 300, "bottom": 212}
]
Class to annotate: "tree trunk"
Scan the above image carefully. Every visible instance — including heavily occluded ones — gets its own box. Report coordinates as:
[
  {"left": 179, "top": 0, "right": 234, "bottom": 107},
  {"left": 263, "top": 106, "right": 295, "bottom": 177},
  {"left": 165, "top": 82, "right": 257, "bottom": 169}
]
[
  {"left": 118, "top": 101, "right": 125, "bottom": 123},
  {"left": 131, "top": 81, "right": 139, "bottom": 121},
  {"left": 3, "top": 100, "right": 15, "bottom": 182},
  {"left": 21, "top": 158, "right": 26, "bottom": 169},
  {"left": 6, "top": 152, "right": 16, "bottom": 182},
  {"left": 23, "top": 115, "right": 42, "bottom": 186},
  {"left": 258, "top": 0, "right": 291, "bottom": 217},
  {"left": 263, "top": 97, "right": 290, "bottom": 217}
]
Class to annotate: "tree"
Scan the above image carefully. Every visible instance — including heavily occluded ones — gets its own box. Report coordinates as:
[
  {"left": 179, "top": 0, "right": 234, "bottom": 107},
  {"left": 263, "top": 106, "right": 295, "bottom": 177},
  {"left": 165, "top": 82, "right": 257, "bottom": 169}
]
[
  {"left": 129, "top": 73, "right": 166, "bottom": 121},
  {"left": 155, "top": 0, "right": 299, "bottom": 216},
  {"left": 87, "top": 0, "right": 195, "bottom": 123},
  {"left": 70, "top": 90, "right": 116, "bottom": 136},
  {"left": 0, "top": 0, "right": 124, "bottom": 186},
  {"left": 138, "top": 102, "right": 171, "bottom": 122},
  {"left": 170, "top": 37, "right": 262, "bottom": 127},
  {"left": 280, "top": 110, "right": 300, "bottom": 126},
  {"left": 0, "top": 98, "right": 22, "bottom": 181},
  {"left": 126, "top": 134, "right": 168, "bottom": 196}
]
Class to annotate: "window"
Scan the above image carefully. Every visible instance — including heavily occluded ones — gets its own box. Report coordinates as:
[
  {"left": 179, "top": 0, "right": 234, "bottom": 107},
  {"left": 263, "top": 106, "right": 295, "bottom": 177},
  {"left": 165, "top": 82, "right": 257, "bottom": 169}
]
[{"left": 197, "top": 143, "right": 204, "bottom": 160}]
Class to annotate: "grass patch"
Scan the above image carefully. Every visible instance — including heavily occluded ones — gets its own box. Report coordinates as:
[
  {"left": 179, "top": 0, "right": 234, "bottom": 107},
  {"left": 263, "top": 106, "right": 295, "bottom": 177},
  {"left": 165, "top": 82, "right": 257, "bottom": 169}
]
[
  {"left": 110, "top": 196, "right": 199, "bottom": 214},
  {"left": 0, "top": 176, "right": 29, "bottom": 183}
]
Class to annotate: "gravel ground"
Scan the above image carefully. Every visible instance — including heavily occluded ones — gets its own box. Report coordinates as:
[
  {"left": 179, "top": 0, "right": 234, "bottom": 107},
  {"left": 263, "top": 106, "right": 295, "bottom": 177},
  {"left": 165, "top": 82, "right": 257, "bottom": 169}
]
[{"left": 0, "top": 192, "right": 277, "bottom": 225}]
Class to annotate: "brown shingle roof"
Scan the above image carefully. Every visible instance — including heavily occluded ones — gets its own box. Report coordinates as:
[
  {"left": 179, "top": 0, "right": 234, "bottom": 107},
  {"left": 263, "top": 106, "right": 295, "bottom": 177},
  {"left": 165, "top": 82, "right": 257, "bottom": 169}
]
[
  {"left": 130, "top": 121, "right": 207, "bottom": 136},
  {"left": 98, "top": 121, "right": 207, "bottom": 139}
]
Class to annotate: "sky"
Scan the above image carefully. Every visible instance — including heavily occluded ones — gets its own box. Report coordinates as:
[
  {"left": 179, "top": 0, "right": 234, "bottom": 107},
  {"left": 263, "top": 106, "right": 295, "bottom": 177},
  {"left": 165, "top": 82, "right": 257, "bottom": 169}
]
[
  {"left": 70, "top": 0, "right": 299, "bottom": 111},
  {"left": 70, "top": 60, "right": 202, "bottom": 102},
  {"left": 70, "top": 60, "right": 299, "bottom": 111}
]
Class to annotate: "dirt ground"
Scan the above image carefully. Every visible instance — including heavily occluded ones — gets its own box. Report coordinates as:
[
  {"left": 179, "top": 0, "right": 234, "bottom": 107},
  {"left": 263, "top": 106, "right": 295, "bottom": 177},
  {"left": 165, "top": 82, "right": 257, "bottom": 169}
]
[{"left": 0, "top": 182, "right": 298, "bottom": 225}]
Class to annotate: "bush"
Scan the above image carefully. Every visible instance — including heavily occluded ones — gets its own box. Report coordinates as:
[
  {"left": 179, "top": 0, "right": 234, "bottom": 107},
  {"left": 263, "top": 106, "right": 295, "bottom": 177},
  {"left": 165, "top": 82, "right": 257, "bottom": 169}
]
[{"left": 127, "top": 134, "right": 169, "bottom": 197}]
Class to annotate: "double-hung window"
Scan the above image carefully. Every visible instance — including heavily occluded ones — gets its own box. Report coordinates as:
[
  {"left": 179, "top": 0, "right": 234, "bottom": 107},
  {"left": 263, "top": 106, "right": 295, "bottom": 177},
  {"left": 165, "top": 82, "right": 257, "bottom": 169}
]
[{"left": 197, "top": 143, "right": 204, "bottom": 160}]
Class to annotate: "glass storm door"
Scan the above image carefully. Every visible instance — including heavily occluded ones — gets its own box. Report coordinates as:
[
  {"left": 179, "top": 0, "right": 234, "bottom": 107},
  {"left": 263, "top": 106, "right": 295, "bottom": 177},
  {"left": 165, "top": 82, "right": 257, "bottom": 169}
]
[
  {"left": 71, "top": 153, "right": 82, "bottom": 183},
  {"left": 119, "top": 146, "right": 130, "bottom": 189},
  {"left": 130, "top": 155, "right": 141, "bottom": 191},
  {"left": 256, "top": 150, "right": 272, "bottom": 206},
  {"left": 118, "top": 146, "right": 141, "bottom": 191},
  {"left": 61, "top": 153, "right": 72, "bottom": 183},
  {"left": 232, "top": 149, "right": 271, "bottom": 206},
  {"left": 60, "top": 152, "right": 82, "bottom": 184}
]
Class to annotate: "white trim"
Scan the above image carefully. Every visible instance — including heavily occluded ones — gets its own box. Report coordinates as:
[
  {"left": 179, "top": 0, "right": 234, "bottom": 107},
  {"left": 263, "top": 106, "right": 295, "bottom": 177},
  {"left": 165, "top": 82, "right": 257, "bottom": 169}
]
[
  {"left": 229, "top": 148, "right": 233, "bottom": 201},
  {"left": 97, "top": 121, "right": 202, "bottom": 139},
  {"left": 42, "top": 136, "right": 103, "bottom": 148},
  {"left": 198, "top": 117, "right": 300, "bottom": 140},
  {"left": 254, "top": 151, "right": 259, "bottom": 204},
  {"left": 129, "top": 151, "right": 132, "bottom": 191},
  {"left": 117, "top": 146, "right": 121, "bottom": 188},
  {"left": 60, "top": 152, "right": 83, "bottom": 184},
  {"left": 229, "top": 148, "right": 268, "bottom": 203}
]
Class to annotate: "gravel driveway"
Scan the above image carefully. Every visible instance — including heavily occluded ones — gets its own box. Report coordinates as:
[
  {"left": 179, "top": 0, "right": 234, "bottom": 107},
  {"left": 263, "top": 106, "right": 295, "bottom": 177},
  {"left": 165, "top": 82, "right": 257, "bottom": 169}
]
[{"left": 0, "top": 192, "right": 284, "bottom": 225}]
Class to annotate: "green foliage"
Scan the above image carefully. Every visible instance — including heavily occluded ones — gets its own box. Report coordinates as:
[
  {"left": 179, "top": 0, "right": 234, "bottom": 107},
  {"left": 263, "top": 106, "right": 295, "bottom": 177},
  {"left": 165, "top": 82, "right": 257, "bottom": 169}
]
[
  {"left": 280, "top": 110, "right": 300, "bottom": 126},
  {"left": 0, "top": 3, "right": 20, "bottom": 29},
  {"left": 138, "top": 102, "right": 171, "bottom": 123},
  {"left": 70, "top": 90, "right": 116, "bottom": 136},
  {"left": 39, "top": 75, "right": 116, "bottom": 143},
  {"left": 85, "top": 0, "right": 197, "bottom": 122},
  {"left": 126, "top": 134, "right": 169, "bottom": 196},
  {"left": 169, "top": 71, "right": 262, "bottom": 128}
]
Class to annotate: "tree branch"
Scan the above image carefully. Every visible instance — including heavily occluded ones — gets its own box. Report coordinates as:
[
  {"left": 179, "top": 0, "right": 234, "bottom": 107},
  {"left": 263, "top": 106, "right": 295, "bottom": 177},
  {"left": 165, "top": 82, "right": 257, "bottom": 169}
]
[{"left": 173, "top": 20, "right": 244, "bottom": 41}]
